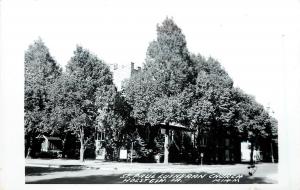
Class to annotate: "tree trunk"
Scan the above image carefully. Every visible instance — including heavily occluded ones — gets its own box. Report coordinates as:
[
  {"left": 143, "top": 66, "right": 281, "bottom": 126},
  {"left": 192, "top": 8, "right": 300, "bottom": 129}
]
[
  {"left": 26, "top": 136, "right": 32, "bottom": 159},
  {"left": 80, "top": 133, "right": 85, "bottom": 162},
  {"left": 80, "top": 142, "right": 85, "bottom": 162},
  {"left": 250, "top": 141, "right": 254, "bottom": 164},
  {"left": 270, "top": 139, "right": 274, "bottom": 163},
  {"left": 164, "top": 128, "right": 169, "bottom": 164},
  {"left": 26, "top": 147, "right": 32, "bottom": 159},
  {"left": 62, "top": 134, "right": 67, "bottom": 158}
]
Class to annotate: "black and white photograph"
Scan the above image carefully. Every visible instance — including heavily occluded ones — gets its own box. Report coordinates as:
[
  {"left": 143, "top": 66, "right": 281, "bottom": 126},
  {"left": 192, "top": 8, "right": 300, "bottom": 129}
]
[{"left": 0, "top": 0, "right": 300, "bottom": 189}]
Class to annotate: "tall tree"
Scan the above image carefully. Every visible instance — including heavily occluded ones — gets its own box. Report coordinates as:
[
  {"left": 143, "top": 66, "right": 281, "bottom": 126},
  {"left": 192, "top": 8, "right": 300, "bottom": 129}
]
[
  {"left": 53, "top": 46, "right": 115, "bottom": 162},
  {"left": 47, "top": 73, "right": 74, "bottom": 158},
  {"left": 24, "top": 38, "right": 62, "bottom": 158},
  {"left": 124, "top": 18, "right": 278, "bottom": 164},
  {"left": 188, "top": 55, "right": 235, "bottom": 130},
  {"left": 124, "top": 18, "right": 196, "bottom": 163}
]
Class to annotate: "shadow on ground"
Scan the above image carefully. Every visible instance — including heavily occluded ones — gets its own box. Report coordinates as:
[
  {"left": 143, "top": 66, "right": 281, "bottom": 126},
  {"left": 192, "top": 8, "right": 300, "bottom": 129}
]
[
  {"left": 25, "top": 166, "right": 84, "bottom": 176},
  {"left": 26, "top": 172, "right": 276, "bottom": 184}
]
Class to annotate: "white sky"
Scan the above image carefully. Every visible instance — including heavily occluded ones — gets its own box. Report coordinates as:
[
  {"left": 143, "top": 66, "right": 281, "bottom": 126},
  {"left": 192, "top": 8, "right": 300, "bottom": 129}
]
[
  {"left": 2, "top": 0, "right": 299, "bottom": 117},
  {"left": 1, "top": 0, "right": 300, "bottom": 189}
]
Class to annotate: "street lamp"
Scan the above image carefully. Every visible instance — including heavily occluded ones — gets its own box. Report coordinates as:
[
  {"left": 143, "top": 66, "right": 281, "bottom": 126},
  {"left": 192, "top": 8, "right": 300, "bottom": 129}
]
[{"left": 200, "top": 152, "right": 204, "bottom": 166}]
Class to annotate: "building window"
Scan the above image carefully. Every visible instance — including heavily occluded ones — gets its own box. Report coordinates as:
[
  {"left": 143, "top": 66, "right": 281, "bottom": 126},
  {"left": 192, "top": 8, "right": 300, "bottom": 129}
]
[
  {"left": 200, "top": 136, "right": 207, "bottom": 145},
  {"left": 49, "top": 142, "right": 57, "bottom": 150}
]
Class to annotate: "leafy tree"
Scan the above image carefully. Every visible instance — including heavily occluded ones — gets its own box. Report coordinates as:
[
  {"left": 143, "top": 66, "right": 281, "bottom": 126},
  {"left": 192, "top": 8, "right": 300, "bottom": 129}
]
[
  {"left": 95, "top": 85, "right": 129, "bottom": 139},
  {"left": 47, "top": 73, "right": 76, "bottom": 158},
  {"left": 188, "top": 55, "right": 235, "bottom": 130},
  {"left": 24, "top": 38, "right": 62, "bottom": 158},
  {"left": 95, "top": 86, "right": 132, "bottom": 160},
  {"left": 231, "top": 88, "right": 278, "bottom": 163},
  {"left": 124, "top": 18, "right": 278, "bottom": 164},
  {"left": 124, "top": 18, "right": 198, "bottom": 163},
  {"left": 124, "top": 18, "right": 241, "bottom": 163},
  {"left": 125, "top": 17, "right": 196, "bottom": 125},
  {"left": 50, "top": 46, "right": 115, "bottom": 162}
]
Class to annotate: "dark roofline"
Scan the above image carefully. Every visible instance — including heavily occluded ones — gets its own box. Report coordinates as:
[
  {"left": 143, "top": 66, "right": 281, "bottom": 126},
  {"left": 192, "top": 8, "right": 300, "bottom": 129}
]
[
  {"left": 158, "top": 122, "right": 195, "bottom": 132},
  {"left": 36, "top": 135, "right": 61, "bottom": 141}
]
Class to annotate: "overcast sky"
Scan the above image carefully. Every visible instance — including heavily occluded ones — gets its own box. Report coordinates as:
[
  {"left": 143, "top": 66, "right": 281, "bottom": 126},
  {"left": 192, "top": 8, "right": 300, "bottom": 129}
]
[{"left": 2, "top": 0, "right": 300, "bottom": 120}]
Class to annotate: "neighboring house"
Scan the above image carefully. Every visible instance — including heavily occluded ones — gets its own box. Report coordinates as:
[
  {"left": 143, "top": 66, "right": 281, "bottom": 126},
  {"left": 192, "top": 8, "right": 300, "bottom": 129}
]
[{"left": 36, "top": 135, "right": 62, "bottom": 153}]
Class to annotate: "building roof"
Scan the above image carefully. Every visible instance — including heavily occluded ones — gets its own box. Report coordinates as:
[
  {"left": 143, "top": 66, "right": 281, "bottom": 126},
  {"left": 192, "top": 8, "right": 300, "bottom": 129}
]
[
  {"left": 36, "top": 135, "right": 61, "bottom": 141},
  {"left": 47, "top": 136, "right": 61, "bottom": 141},
  {"left": 159, "top": 122, "right": 195, "bottom": 132}
]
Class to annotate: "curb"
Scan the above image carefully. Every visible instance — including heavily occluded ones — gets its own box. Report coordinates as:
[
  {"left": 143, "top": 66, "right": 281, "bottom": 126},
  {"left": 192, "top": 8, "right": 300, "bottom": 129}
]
[
  {"left": 26, "top": 163, "right": 84, "bottom": 169},
  {"left": 26, "top": 163, "right": 215, "bottom": 173}
]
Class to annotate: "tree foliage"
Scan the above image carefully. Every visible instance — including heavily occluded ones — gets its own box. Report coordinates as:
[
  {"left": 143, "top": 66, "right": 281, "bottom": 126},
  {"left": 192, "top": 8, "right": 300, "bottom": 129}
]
[
  {"left": 124, "top": 18, "right": 196, "bottom": 126},
  {"left": 49, "top": 46, "right": 116, "bottom": 161},
  {"left": 124, "top": 17, "right": 277, "bottom": 150},
  {"left": 24, "top": 38, "right": 62, "bottom": 157},
  {"left": 188, "top": 55, "right": 235, "bottom": 130},
  {"left": 24, "top": 18, "right": 278, "bottom": 163}
]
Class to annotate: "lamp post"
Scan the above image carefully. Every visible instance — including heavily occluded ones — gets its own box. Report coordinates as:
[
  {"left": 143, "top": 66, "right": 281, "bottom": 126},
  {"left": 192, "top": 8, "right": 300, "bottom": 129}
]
[{"left": 200, "top": 152, "right": 204, "bottom": 166}]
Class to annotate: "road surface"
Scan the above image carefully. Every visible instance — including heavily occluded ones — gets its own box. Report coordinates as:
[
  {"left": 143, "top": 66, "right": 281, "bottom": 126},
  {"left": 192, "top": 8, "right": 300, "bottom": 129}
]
[{"left": 25, "top": 161, "right": 277, "bottom": 184}]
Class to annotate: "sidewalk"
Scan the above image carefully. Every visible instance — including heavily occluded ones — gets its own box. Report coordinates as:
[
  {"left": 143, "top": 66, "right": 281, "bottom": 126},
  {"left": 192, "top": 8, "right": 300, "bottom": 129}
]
[
  {"left": 26, "top": 158, "right": 223, "bottom": 172},
  {"left": 25, "top": 158, "right": 277, "bottom": 174}
]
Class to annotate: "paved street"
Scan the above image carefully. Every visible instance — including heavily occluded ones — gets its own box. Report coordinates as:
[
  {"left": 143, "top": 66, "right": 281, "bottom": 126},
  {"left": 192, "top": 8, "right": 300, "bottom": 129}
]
[{"left": 25, "top": 159, "right": 278, "bottom": 184}]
